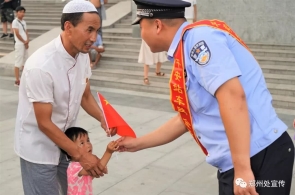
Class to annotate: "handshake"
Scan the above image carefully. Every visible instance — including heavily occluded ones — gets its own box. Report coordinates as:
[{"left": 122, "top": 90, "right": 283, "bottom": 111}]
[{"left": 76, "top": 136, "right": 137, "bottom": 178}]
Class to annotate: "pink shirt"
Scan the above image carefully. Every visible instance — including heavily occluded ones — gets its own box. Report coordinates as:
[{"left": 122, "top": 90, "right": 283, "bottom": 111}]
[{"left": 67, "top": 162, "right": 93, "bottom": 195}]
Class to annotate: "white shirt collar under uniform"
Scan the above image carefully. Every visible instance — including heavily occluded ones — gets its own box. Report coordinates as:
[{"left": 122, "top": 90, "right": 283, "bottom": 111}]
[{"left": 14, "top": 35, "right": 92, "bottom": 165}]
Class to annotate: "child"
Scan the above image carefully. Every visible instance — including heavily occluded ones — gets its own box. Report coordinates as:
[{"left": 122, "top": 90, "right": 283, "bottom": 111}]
[
  {"left": 12, "top": 6, "right": 29, "bottom": 87},
  {"left": 138, "top": 39, "right": 167, "bottom": 85},
  {"left": 63, "top": 127, "right": 118, "bottom": 195}
]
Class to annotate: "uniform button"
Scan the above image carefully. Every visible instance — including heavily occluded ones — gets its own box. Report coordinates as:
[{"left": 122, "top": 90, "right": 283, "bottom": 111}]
[
  {"left": 288, "top": 148, "right": 292, "bottom": 152},
  {"left": 219, "top": 168, "right": 222, "bottom": 171},
  {"left": 274, "top": 129, "right": 278, "bottom": 133},
  {"left": 198, "top": 136, "right": 201, "bottom": 139}
]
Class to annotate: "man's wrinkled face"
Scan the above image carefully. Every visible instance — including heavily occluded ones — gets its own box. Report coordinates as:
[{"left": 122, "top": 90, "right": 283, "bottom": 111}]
[
  {"left": 67, "top": 13, "right": 100, "bottom": 54},
  {"left": 140, "top": 18, "right": 164, "bottom": 53}
]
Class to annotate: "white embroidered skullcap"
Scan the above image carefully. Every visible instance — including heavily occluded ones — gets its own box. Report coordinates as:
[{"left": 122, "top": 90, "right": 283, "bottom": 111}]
[{"left": 62, "top": 0, "right": 97, "bottom": 13}]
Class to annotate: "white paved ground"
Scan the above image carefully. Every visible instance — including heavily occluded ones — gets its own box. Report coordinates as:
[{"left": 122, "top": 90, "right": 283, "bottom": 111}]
[{"left": 0, "top": 87, "right": 294, "bottom": 195}]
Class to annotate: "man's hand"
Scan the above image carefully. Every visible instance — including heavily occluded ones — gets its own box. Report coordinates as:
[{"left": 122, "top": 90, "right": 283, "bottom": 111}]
[
  {"left": 116, "top": 137, "right": 140, "bottom": 152},
  {"left": 24, "top": 42, "right": 29, "bottom": 49},
  {"left": 33, "top": 101, "right": 106, "bottom": 177},
  {"left": 215, "top": 77, "right": 254, "bottom": 193},
  {"left": 76, "top": 151, "right": 107, "bottom": 178},
  {"left": 90, "top": 46, "right": 104, "bottom": 53},
  {"left": 100, "top": 115, "right": 117, "bottom": 137},
  {"left": 234, "top": 169, "right": 258, "bottom": 195},
  {"left": 95, "top": 47, "right": 105, "bottom": 53}
]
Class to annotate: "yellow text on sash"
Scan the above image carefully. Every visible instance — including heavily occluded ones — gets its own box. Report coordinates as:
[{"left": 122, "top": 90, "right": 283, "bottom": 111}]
[{"left": 169, "top": 19, "right": 251, "bottom": 156}]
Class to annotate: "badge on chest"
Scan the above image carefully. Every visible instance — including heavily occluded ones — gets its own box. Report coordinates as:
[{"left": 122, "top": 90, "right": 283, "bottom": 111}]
[{"left": 190, "top": 40, "right": 211, "bottom": 66}]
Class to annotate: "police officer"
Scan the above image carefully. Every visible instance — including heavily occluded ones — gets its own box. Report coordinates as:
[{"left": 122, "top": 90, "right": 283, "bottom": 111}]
[{"left": 117, "top": 0, "right": 294, "bottom": 195}]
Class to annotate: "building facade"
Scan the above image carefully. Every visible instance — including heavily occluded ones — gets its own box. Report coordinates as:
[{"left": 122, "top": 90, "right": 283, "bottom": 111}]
[{"left": 132, "top": 0, "right": 295, "bottom": 45}]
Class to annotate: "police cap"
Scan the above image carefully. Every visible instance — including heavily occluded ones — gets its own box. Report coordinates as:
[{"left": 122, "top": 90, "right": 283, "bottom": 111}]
[{"left": 132, "top": 0, "right": 191, "bottom": 25}]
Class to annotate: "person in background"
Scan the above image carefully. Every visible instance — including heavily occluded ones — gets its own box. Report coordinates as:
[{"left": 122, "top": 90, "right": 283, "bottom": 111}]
[
  {"left": 138, "top": 39, "right": 167, "bottom": 85},
  {"left": 90, "top": 0, "right": 107, "bottom": 40},
  {"left": 0, "top": 0, "right": 15, "bottom": 39},
  {"left": 12, "top": 5, "right": 28, "bottom": 87},
  {"left": 100, "top": 0, "right": 107, "bottom": 31},
  {"left": 184, "top": 0, "right": 197, "bottom": 23},
  {"left": 89, "top": 33, "right": 104, "bottom": 69}
]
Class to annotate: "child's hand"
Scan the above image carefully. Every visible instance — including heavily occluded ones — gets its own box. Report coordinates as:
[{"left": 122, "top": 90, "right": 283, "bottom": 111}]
[{"left": 106, "top": 141, "right": 119, "bottom": 153}]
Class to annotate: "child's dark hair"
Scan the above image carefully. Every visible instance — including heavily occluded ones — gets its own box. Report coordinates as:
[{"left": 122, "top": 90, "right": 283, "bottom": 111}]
[
  {"left": 15, "top": 6, "right": 26, "bottom": 13},
  {"left": 61, "top": 127, "right": 89, "bottom": 160}
]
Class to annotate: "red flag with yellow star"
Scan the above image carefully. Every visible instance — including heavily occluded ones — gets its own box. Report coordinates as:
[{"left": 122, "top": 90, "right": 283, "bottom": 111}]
[{"left": 97, "top": 92, "right": 136, "bottom": 138}]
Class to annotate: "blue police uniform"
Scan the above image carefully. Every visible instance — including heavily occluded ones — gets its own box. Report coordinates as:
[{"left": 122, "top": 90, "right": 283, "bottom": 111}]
[
  {"left": 132, "top": 0, "right": 294, "bottom": 194},
  {"left": 167, "top": 22, "right": 288, "bottom": 173}
]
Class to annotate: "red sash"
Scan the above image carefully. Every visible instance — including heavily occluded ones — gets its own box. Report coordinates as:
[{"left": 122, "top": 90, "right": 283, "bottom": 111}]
[{"left": 169, "top": 19, "right": 250, "bottom": 156}]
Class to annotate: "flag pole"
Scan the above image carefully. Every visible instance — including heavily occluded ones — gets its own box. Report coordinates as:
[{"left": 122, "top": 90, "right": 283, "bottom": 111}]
[{"left": 98, "top": 93, "right": 118, "bottom": 160}]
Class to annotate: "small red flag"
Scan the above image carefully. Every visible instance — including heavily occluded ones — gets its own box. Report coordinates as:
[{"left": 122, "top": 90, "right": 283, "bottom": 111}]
[{"left": 97, "top": 92, "right": 136, "bottom": 138}]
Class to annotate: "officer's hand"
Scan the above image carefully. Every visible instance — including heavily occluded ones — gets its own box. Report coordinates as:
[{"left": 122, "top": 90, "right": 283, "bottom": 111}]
[
  {"left": 116, "top": 136, "right": 140, "bottom": 152},
  {"left": 234, "top": 170, "right": 259, "bottom": 195},
  {"left": 78, "top": 152, "right": 107, "bottom": 178}
]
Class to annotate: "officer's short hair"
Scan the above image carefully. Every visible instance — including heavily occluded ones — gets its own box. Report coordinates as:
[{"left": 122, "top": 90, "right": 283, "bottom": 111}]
[{"left": 148, "top": 18, "right": 186, "bottom": 27}]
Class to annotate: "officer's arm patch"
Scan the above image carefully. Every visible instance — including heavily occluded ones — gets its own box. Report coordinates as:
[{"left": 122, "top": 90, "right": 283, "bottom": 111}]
[{"left": 190, "top": 40, "right": 211, "bottom": 66}]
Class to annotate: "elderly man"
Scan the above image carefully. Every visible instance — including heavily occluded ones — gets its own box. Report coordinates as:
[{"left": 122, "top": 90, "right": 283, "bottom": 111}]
[
  {"left": 14, "top": 0, "right": 116, "bottom": 194},
  {"left": 118, "top": 1, "right": 294, "bottom": 195}
]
